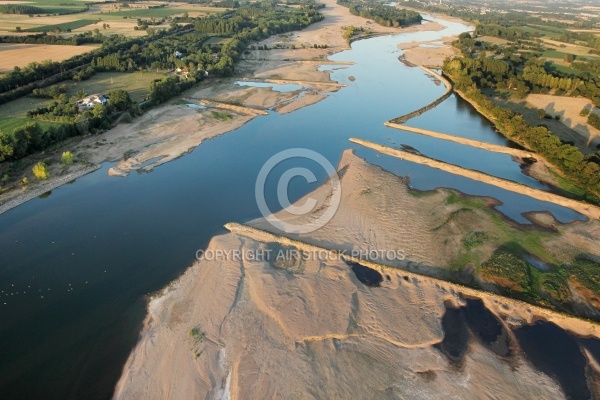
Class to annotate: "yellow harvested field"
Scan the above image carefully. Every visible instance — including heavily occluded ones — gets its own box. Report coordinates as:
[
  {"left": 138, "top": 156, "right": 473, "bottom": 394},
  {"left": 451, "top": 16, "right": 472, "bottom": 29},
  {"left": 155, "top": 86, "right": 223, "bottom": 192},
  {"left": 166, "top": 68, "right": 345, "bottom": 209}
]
[
  {"left": 0, "top": 43, "right": 98, "bottom": 71},
  {"left": 69, "top": 20, "right": 147, "bottom": 37},
  {"left": 0, "top": 14, "right": 93, "bottom": 33},
  {"left": 568, "top": 29, "right": 600, "bottom": 35},
  {"left": 526, "top": 94, "right": 600, "bottom": 147}
]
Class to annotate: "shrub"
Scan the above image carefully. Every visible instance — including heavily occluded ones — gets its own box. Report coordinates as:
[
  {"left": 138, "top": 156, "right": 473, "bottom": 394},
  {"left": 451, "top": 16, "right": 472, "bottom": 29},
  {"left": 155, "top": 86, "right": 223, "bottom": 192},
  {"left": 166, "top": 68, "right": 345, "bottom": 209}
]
[
  {"left": 120, "top": 112, "right": 133, "bottom": 123},
  {"left": 32, "top": 162, "right": 49, "bottom": 180},
  {"left": 588, "top": 113, "right": 600, "bottom": 130},
  {"left": 61, "top": 151, "right": 74, "bottom": 165}
]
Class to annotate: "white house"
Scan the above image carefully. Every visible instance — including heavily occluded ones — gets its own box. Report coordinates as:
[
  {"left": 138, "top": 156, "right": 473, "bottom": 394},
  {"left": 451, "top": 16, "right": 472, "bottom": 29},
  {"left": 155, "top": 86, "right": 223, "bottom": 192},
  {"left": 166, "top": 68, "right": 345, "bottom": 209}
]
[{"left": 76, "top": 94, "right": 108, "bottom": 111}]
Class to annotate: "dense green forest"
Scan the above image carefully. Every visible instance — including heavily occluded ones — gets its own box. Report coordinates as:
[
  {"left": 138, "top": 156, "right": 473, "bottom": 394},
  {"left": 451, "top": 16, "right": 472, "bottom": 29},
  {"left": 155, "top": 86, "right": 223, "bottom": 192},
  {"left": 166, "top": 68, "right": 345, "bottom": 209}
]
[
  {"left": 337, "top": 0, "right": 422, "bottom": 28},
  {"left": 449, "top": 34, "right": 600, "bottom": 106},
  {"left": 0, "top": 1, "right": 324, "bottom": 163}
]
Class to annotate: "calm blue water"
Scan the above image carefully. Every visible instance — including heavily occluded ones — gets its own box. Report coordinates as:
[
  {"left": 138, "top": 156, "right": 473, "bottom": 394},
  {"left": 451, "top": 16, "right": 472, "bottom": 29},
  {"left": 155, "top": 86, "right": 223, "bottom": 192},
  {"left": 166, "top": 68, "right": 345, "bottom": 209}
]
[
  {"left": 235, "top": 81, "right": 304, "bottom": 92},
  {"left": 0, "top": 16, "right": 586, "bottom": 400}
]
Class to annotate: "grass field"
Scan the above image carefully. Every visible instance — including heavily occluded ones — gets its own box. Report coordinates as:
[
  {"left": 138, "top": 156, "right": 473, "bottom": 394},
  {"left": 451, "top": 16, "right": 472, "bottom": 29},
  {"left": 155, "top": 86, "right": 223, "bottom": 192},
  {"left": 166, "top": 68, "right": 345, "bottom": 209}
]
[
  {"left": 542, "top": 49, "right": 568, "bottom": 59},
  {"left": 51, "top": 71, "right": 167, "bottom": 102},
  {"left": 0, "top": 43, "right": 99, "bottom": 72},
  {"left": 0, "top": 118, "right": 59, "bottom": 134},
  {"left": 23, "top": 19, "right": 96, "bottom": 32},
  {"left": 545, "top": 62, "right": 583, "bottom": 76},
  {"left": 0, "top": 96, "right": 51, "bottom": 119},
  {"left": 0, "top": 92, "right": 59, "bottom": 134},
  {"left": 521, "top": 24, "right": 565, "bottom": 40},
  {"left": 203, "top": 36, "right": 230, "bottom": 45}
]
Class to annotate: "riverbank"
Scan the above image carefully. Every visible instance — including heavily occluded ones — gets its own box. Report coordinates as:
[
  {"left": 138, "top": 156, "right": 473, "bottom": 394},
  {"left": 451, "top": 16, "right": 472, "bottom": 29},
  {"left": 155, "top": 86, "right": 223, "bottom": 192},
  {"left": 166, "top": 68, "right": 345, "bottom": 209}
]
[
  {"left": 115, "top": 150, "right": 600, "bottom": 399},
  {"left": 0, "top": 0, "right": 449, "bottom": 215},
  {"left": 0, "top": 163, "right": 99, "bottom": 215},
  {"left": 450, "top": 87, "right": 594, "bottom": 198}
]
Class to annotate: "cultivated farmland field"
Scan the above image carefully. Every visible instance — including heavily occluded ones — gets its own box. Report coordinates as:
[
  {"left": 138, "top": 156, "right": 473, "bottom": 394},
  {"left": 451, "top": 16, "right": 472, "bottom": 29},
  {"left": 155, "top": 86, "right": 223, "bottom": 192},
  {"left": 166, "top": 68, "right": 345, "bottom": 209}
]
[
  {"left": 0, "top": 0, "right": 89, "bottom": 15},
  {"left": 107, "top": 7, "right": 196, "bottom": 18},
  {"left": 24, "top": 19, "right": 97, "bottom": 32},
  {"left": 0, "top": 43, "right": 99, "bottom": 72},
  {"left": 541, "top": 38, "right": 599, "bottom": 58},
  {"left": 0, "top": 2, "right": 226, "bottom": 36}
]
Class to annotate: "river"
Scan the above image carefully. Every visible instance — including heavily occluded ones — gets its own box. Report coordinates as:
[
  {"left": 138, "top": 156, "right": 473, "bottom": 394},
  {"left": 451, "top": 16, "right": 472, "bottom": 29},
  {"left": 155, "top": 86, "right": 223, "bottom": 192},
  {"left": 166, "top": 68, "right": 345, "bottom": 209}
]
[{"left": 0, "top": 16, "right": 585, "bottom": 399}]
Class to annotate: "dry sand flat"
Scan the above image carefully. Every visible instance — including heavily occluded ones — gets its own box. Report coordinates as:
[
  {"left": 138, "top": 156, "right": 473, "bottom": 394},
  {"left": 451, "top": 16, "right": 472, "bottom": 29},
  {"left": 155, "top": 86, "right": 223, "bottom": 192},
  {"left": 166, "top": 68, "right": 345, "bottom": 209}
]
[
  {"left": 115, "top": 151, "right": 600, "bottom": 399},
  {"left": 226, "top": 221, "right": 600, "bottom": 337},
  {"left": 397, "top": 35, "right": 460, "bottom": 68},
  {"left": 102, "top": 105, "right": 255, "bottom": 176},
  {"left": 114, "top": 234, "right": 566, "bottom": 400}
]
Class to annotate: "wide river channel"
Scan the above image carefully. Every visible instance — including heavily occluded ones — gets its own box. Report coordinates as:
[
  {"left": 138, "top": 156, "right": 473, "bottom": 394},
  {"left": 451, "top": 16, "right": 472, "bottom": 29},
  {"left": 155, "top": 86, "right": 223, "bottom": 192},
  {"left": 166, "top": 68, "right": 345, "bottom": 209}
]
[{"left": 0, "top": 15, "right": 585, "bottom": 399}]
